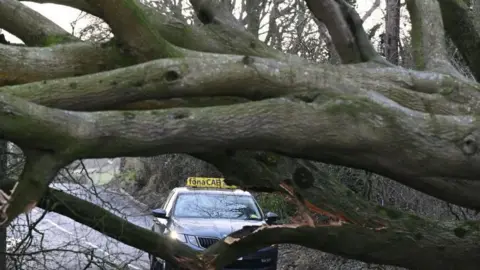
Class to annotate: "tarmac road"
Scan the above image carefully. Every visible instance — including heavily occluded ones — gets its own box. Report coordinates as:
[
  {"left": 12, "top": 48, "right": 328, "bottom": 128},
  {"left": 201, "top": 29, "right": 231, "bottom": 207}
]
[{"left": 10, "top": 183, "right": 154, "bottom": 270}]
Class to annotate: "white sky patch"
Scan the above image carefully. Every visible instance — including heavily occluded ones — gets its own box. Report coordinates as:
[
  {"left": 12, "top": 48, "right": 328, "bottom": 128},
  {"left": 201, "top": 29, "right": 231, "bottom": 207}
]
[
  {"left": 2, "top": 2, "right": 86, "bottom": 43},
  {"left": 2, "top": 0, "right": 403, "bottom": 47}
]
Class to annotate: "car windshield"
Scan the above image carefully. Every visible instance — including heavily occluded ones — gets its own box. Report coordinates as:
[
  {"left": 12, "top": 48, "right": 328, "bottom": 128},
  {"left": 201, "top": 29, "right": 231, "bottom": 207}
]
[{"left": 173, "top": 193, "right": 263, "bottom": 220}]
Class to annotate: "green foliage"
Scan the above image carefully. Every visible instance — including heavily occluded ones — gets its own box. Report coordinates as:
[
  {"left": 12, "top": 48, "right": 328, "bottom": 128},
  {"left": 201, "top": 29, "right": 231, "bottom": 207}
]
[
  {"left": 118, "top": 169, "right": 137, "bottom": 183},
  {"left": 43, "top": 35, "right": 70, "bottom": 46},
  {"left": 255, "top": 192, "right": 296, "bottom": 221}
]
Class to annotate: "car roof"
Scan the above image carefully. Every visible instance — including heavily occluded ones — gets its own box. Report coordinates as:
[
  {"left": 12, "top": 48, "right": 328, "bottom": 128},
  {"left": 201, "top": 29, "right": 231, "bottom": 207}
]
[{"left": 172, "top": 187, "right": 253, "bottom": 196}]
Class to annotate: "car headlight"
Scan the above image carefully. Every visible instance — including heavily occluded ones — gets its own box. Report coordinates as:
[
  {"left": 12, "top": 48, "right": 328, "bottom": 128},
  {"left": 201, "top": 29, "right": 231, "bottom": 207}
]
[
  {"left": 169, "top": 231, "right": 187, "bottom": 243},
  {"left": 186, "top": 235, "right": 199, "bottom": 246}
]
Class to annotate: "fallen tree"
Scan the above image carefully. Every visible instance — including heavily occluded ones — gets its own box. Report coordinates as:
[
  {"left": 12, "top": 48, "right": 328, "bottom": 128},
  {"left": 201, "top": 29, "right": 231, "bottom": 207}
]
[{"left": 2, "top": 0, "right": 480, "bottom": 269}]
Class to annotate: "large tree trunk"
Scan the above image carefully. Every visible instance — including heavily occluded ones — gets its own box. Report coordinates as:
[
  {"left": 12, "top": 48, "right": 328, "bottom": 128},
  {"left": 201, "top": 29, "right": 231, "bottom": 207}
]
[{"left": 118, "top": 154, "right": 221, "bottom": 207}]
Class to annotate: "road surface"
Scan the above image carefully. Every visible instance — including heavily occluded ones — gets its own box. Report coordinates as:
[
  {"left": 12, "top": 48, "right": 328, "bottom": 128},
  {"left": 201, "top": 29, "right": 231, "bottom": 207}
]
[{"left": 9, "top": 182, "right": 154, "bottom": 270}]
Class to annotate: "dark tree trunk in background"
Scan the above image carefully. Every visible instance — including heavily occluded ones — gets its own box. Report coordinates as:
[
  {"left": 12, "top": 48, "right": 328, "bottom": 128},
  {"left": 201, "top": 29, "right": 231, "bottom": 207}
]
[
  {"left": 119, "top": 154, "right": 222, "bottom": 208},
  {"left": 244, "top": 0, "right": 262, "bottom": 36},
  {"left": 385, "top": 0, "right": 400, "bottom": 64},
  {"left": 0, "top": 141, "right": 7, "bottom": 270}
]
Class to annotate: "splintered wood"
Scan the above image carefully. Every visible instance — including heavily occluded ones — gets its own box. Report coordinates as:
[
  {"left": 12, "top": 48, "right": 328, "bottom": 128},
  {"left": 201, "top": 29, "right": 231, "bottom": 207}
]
[
  {"left": 278, "top": 180, "right": 388, "bottom": 231},
  {"left": 0, "top": 182, "right": 38, "bottom": 227},
  {"left": 0, "top": 181, "right": 18, "bottom": 225},
  {"left": 279, "top": 180, "right": 349, "bottom": 227}
]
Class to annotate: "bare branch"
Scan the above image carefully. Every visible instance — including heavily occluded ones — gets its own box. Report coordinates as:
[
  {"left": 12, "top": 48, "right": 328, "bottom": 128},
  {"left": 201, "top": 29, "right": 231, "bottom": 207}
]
[
  {"left": 0, "top": 0, "right": 78, "bottom": 46},
  {"left": 362, "top": 0, "right": 381, "bottom": 21},
  {"left": 406, "top": 0, "right": 463, "bottom": 77},
  {"left": 84, "top": 0, "right": 183, "bottom": 60}
]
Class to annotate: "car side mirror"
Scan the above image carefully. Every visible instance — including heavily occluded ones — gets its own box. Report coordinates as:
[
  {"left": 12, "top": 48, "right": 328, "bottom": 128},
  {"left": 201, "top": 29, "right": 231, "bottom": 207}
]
[
  {"left": 151, "top": 208, "right": 167, "bottom": 219},
  {"left": 265, "top": 212, "right": 279, "bottom": 224}
]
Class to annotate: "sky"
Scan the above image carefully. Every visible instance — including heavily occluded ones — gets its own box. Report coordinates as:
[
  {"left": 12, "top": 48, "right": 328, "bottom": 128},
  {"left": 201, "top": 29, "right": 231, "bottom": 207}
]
[{"left": 2, "top": 0, "right": 386, "bottom": 44}]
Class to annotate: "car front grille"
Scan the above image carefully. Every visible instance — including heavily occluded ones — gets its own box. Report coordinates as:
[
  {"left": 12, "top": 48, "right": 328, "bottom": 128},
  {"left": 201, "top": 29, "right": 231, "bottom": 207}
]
[{"left": 197, "top": 237, "right": 219, "bottom": 248}]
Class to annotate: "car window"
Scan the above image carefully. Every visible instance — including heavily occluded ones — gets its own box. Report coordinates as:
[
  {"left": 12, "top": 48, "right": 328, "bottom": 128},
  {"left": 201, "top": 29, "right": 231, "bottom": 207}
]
[{"left": 172, "top": 193, "right": 263, "bottom": 220}]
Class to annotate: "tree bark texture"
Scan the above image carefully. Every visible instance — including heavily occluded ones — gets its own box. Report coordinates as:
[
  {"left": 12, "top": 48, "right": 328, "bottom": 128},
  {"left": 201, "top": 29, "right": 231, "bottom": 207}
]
[
  {"left": 385, "top": 0, "right": 400, "bottom": 64},
  {"left": 1, "top": 0, "right": 480, "bottom": 269}
]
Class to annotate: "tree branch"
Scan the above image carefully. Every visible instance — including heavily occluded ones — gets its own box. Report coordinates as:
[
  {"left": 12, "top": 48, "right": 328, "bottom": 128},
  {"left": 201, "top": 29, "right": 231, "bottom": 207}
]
[
  {"left": 195, "top": 152, "right": 361, "bottom": 222},
  {"left": 186, "top": 0, "right": 304, "bottom": 62},
  {"left": 84, "top": 0, "right": 183, "bottom": 60},
  {"left": 198, "top": 152, "right": 480, "bottom": 269},
  {"left": 80, "top": 97, "right": 480, "bottom": 210},
  {"left": 0, "top": 0, "right": 78, "bottom": 46},
  {"left": 336, "top": 0, "right": 391, "bottom": 65},
  {"left": 113, "top": 97, "right": 250, "bottom": 111},
  {"left": 305, "top": 0, "right": 389, "bottom": 65},
  {"left": 2, "top": 56, "right": 477, "bottom": 114},
  {"left": 4, "top": 81, "right": 480, "bottom": 210},
  {"left": 0, "top": 157, "right": 473, "bottom": 270},
  {"left": 0, "top": 93, "right": 82, "bottom": 150},
  {"left": 13, "top": 153, "right": 476, "bottom": 270},
  {"left": 19, "top": 0, "right": 96, "bottom": 15},
  {"left": 23, "top": 0, "right": 303, "bottom": 62},
  {"left": 0, "top": 42, "right": 136, "bottom": 86},
  {"left": 207, "top": 219, "right": 480, "bottom": 270},
  {"left": 362, "top": 0, "right": 381, "bottom": 22},
  {"left": 38, "top": 187, "right": 202, "bottom": 268},
  {"left": 1, "top": 55, "right": 261, "bottom": 110},
  {"left": 1, "top": 151, "right": 64, "bottom": 227},
  {"left": 305, "top": 0, "right": 360, "bottom": 63},
  {"left": 406, "top": 0, "right": 463, "bottom": 77},
  {"left": 3, "top": 1, "right": 480, "bottom": 268},
  {"left": 189, "top": 0, "right": 246, "bottom": 31}
]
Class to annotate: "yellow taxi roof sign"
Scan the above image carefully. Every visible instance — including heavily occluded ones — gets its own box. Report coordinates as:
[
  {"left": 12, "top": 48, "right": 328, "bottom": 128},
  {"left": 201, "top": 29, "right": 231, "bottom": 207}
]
[{"left": 186, "top": 177, "right": 237, "bottom": 189}]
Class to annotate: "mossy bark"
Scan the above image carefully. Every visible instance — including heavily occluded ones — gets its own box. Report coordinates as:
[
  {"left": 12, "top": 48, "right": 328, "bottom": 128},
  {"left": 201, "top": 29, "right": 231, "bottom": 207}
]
[
  {"left": 0, "top": 0, "right": 78, "bottom": 46},
  {"left": 3, "top": 0, "right": 480, "bottom": 269},
  {"left": 439, "top": 0, "right": 480, "bottom": 80}
]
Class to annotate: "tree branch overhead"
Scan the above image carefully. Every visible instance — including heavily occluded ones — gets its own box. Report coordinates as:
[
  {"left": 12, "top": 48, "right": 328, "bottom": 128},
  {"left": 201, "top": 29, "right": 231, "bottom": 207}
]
[
  {"left": 2, "top": 0, "right": 480, "bottom": 269},
  {"left": 0, "top": 0, "right": 78, "bottom": 46}
]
